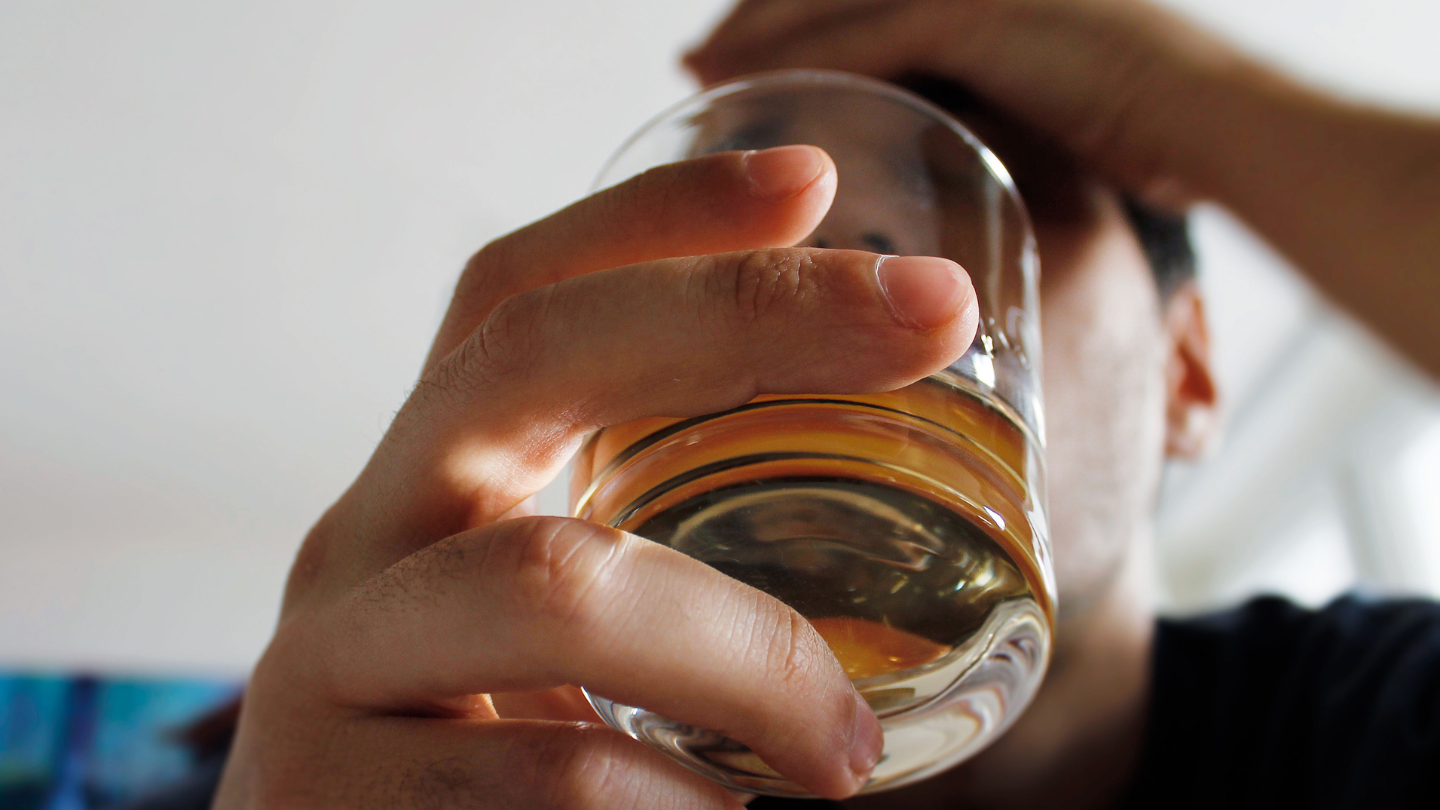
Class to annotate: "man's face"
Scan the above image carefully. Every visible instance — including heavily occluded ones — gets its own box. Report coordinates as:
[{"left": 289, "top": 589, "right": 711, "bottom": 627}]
[
  {"left": 711, "top": 97, "right": 1180, "bottom": 615},
  {"left": 1032, "top": 184, "right": 1172, "bottom": 615}
]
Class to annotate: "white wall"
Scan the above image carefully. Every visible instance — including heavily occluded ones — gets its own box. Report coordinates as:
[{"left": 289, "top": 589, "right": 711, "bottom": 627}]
[
  {"left": 1152, "top": 0, "right": 1440, "bottom": 610},
  {"left": 1, "top": 0, "right": 1437, "bottom": 676}
]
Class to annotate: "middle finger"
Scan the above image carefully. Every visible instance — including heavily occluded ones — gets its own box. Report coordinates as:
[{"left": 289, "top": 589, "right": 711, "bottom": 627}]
[{"left": 423, "top": 147, "right": 837, "bottom": 373}]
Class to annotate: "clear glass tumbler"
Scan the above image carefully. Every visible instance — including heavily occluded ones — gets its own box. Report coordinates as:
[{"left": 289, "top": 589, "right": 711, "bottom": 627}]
[{"left": 570, "top": 70, "right": 1055, "bottom": 797}]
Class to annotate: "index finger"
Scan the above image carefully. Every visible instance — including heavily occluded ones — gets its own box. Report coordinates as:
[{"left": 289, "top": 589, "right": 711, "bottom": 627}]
[{"left": 425, "top": 145, "right": 837, "bottom": 372}]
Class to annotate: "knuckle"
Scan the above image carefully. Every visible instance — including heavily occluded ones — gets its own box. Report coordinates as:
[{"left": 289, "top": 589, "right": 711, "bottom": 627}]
[
  {"left": 434, "top": 287, "right": 553, "bottom": 394},
  {"left": 755, "top": 599, "right": 828, "bottom": 703},
  {"left": 458, "top": 237, "right": 512, "bottom": 296},
  {"left": 710, "top": 248, "right": 819, "bottom": 325},
  {"left": 475, "top": 290, "right": 549, "bottom": 383},
  {"left": 746, "top": 602, "right": 857, "bottom": 748},
  {"left": 497, "top": 516, "right": 629, "bottom": 635},
  {"left": 355, "top": 532, "right": 482, "bottom": 611}
]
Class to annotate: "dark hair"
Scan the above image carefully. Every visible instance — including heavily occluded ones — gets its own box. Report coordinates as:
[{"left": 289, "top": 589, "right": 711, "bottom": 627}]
[
  {"left": 901, "top": 75, "right": 1196, "bottom": 297},
  {"left": 1122, "top": 198, "right": 1196, "bottom": 297}
]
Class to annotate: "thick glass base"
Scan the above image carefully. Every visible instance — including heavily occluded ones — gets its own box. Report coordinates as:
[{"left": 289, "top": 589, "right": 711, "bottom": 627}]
[{"left": 581, "top": 478, "right": 1050, "bottom": 797}]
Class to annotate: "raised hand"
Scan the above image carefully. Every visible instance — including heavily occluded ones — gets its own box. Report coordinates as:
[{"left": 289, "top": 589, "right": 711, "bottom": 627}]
[
  {"left": 686, "top": 0, "right": 1237, "bottom": 203},
  {"left": 689, "top": 0, "right": 1440, "bottom": 377},
  {"left": 214, "top": 145, "right": 979, "bottom": 809}
]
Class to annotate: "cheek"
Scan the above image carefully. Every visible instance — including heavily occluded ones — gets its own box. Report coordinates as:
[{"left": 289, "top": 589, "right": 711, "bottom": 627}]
[{"left": 1037, "top": 227, "right": 1170, "bottom": 606}]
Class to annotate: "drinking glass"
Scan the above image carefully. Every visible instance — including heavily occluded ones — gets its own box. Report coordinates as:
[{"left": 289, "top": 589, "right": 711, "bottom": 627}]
[{"left": 570, "top": 69, "right": 1054, "bottom": 797}]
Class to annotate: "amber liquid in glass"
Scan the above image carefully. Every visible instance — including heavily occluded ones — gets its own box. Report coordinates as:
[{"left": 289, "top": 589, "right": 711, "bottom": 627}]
[{"left": 572, "top": 371, "right": 1052, "bottom": 796}]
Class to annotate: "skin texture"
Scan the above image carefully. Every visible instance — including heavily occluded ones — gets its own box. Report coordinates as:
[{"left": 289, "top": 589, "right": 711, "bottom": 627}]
[
  {"left": 218, "top": 0, "right": 1440, "bottom": 808},
  {"left": 216, "top": 148, "right": 977, "bottom": 809}
]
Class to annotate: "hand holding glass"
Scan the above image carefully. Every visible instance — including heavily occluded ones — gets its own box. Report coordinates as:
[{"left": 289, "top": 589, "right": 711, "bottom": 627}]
[{"left": 570, "top": 71, "right": 1055, "bottom": 797}]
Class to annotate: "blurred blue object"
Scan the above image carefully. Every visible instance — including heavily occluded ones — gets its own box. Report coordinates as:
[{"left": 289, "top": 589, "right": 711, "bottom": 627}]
[{"left": 0, "top": 674, "right": 239, "bottom": 810}]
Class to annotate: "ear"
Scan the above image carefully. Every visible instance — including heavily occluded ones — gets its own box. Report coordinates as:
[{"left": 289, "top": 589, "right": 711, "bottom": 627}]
[{"left": 1162, "top": 280, "right": 1220, "bottom": 458}]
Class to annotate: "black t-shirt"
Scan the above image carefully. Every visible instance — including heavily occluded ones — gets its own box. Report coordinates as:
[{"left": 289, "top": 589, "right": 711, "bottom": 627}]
[
  {"left": 1118, "top": 595, "right": 1440, "bottom": 808},
  {"left": 115, "top": 596, "right": 1440, "bottom": 810}
]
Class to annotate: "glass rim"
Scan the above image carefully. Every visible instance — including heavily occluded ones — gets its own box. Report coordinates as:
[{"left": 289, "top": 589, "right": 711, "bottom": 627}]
[{"left": 595, "top": 68, "right": 1035, "bottom": 238}]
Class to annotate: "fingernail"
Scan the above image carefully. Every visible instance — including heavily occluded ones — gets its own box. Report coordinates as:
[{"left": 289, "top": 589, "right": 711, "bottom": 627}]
[
  {"left": 741, "top": 145, "right": 826, "bottom": 200},
  {"left": 848, "top": 691, "right": 883, "bottom": 787},
  {"left": 875, "top": 255, "right": 970, "bottom": 330}
]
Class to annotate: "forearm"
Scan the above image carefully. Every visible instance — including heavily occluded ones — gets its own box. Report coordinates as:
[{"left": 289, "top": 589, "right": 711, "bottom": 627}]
[{"left": 1162, "top": 61, "right": 1440, "bottom": 376}]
